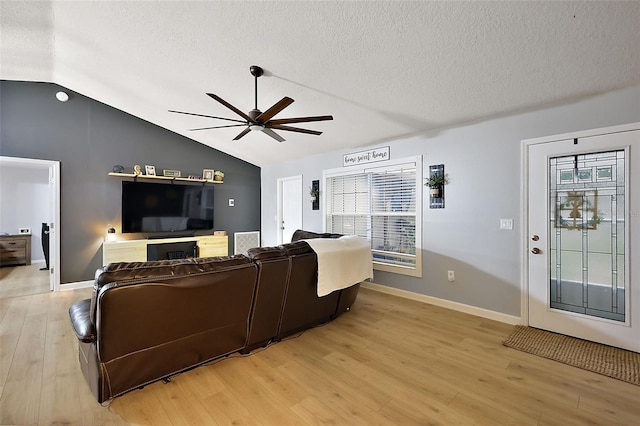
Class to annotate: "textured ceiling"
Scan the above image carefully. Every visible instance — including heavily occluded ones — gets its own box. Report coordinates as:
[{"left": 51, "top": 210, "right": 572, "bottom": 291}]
[{"left": 1, "top": 1, "right": 639, "bottom": 166}]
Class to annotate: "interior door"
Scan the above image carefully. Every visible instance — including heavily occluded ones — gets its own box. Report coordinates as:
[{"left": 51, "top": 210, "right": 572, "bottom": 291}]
[
  {"left": 527, "top": 127, "right": 639, "bottom": 352},
  {"left": 277, "top": 175, "right": 302, "bottom": 244}
]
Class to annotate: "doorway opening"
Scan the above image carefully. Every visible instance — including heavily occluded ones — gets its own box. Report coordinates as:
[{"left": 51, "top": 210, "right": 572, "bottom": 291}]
[{"left": 0, "top": 156, "right": 60, "bottom": 296}]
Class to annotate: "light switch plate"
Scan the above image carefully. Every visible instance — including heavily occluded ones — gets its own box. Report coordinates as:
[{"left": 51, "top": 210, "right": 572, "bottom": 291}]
[
  {"left": 228, "top": 199, "right": 235, "bottom": 207},
  {"left": 500, "top": 218, "right": 513, "bottom": 230}
]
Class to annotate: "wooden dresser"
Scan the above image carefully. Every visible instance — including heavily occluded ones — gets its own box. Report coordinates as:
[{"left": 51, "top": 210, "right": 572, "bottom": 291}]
[{"left": 0, "top": 234, "right": 32, "bottom": 267}]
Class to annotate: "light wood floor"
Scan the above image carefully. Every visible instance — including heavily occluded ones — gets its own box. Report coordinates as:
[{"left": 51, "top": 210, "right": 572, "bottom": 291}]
[
  {"left": 0, "top": 263, "right": 50, "bottom": 300},
  {"left": 1, "top": 286, "right": 639, "bottom": 425}
]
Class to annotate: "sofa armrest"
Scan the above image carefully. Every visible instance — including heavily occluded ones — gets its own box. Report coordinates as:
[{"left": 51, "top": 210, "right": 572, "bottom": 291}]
[{"left": 69, "top": 299, "right": 96, "bottom": 343}]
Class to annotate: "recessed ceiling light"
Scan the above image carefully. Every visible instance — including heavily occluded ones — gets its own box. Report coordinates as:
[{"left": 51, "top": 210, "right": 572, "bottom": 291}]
[{"left": 55, "top": 91, "right": 69, "bottom": 102}]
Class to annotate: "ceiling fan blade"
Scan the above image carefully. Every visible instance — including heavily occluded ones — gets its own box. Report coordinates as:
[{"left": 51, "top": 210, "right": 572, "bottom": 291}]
[
  {"left": 267, "top": 115, "right": 333, "bottom": 125},
  {"left": 262, "top": 128, "right": 286, "bottom": 142},
  {"left": 168, "top": 110, "right": 246, "bottom": 124},
  {"left": 189, "top": 124, "right": 247, "bottom": 131},
  {"left": 233, "top": 127, "right": 252, "bottom": 141},
  {"left": 269, "top": 124, "right": 322, "bottom": 136},
  {"left": 207, "top": 93, "right": 255, "bottom": 123},
  {"left": 255, "top": 97, "right": 294, "bottom": 123}
]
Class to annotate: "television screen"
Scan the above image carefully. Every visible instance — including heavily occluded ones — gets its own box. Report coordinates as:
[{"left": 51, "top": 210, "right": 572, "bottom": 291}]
[{"left": 121, "top": 181, "right": 214, "bottom": 233}]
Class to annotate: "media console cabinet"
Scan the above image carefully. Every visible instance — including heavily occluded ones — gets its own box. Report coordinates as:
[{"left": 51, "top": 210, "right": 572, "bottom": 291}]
[{"left": 102, "top": 235, "right": 228, "bottom": 265}]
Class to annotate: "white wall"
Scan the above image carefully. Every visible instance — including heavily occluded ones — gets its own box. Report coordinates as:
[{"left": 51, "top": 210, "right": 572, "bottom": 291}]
[
  {"left": 261, "top": 85, "right": 640, "bottom": 317},
  {"left": 0, "top": 165, "right": 51, "bottom": 263}
]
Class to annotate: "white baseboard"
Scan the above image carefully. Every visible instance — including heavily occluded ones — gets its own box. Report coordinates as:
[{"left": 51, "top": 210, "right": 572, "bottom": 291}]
[
  {"left": 361, "top": 282, "right": 522, "bottom": 325},
  {"left": 59, "top": 280, "right": 93, "bottom": 291}
]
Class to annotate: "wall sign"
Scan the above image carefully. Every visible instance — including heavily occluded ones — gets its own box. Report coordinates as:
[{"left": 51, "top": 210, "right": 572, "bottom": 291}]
[{"left": 343, "top": 146, "right": 389, "bottom": 167}]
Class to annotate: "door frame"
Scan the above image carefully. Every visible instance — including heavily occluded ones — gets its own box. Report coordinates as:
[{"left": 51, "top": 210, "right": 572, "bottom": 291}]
[
  {"left": 0, "top": 156, "right": 61, "bottom": 292},
  {"left": 521, "top": 122, "right": 640, "bottom": 327},
  {"left": 276, "top": 175, "right": 303, "bottom": 245}
]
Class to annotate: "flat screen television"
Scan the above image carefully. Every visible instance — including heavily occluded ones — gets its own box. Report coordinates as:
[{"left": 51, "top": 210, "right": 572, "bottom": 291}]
[{"left": 121, "top": 181, "right": 214, "bottom": 234}]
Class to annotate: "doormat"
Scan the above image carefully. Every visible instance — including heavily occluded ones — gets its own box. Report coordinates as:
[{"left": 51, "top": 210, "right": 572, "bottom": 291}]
[{"left": 503, "top": 325, "right": 639, "bottom": 386}]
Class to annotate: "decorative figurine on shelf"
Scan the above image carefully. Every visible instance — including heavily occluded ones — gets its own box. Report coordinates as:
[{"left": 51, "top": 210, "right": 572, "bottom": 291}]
[
  {"left": 133, "top": 164, "right": 142, "bottom": 176},
  {"left": 214, "top": 170, "right": 224, "bottom": 181},
  {"left": 112, "top": 165, "right": 124, "bottom": 173}
]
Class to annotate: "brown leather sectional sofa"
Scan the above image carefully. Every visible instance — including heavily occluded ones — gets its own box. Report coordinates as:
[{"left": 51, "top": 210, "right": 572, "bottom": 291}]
[{"left": 68, "top": 234, "right": 362, "bottom": 403}]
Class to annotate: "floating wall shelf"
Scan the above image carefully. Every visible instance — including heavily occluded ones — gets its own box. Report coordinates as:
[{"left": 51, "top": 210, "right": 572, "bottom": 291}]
[{"left": 107, "top": 172, "right": 223, "bottom": 184}]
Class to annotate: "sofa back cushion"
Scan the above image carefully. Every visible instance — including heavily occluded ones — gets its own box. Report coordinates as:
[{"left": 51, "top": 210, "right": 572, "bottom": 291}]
[
  {"left": 291, "top": 229, "right": 342, "bottom": 242},
  {"left": 277, "top": 241, "right": 340, "bottom": 337},
  {"left": 91, "top": 255, "right": 250, "bottom": 326},
  {"left": 95, "top": 260, "right": 257, "bottom": 398},
  {"left": 245, "top": 246, "right": 289, "bottom": 349}
]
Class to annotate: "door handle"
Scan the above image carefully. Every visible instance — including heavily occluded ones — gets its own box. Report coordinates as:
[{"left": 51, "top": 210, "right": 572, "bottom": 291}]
[
  {"left": 531, "top": 247, "right": 542, "bottom": 254},
  {"left": 531, "top": 234, "right": 539, "bottom": 241}
]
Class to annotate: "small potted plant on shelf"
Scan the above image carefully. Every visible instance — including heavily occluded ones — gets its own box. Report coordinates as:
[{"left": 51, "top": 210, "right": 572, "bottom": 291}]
[
  {"left": 214, "top": 171, "right": 224, "bottom": 181},
  {"left": 425, "top": 173, "right": 446, "bottom": 198}
]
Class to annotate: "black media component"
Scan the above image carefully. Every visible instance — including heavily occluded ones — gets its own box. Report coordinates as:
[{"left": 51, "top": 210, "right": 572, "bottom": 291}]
[{"left": 146, "top": 241, "right": 198, "bottom": 261}]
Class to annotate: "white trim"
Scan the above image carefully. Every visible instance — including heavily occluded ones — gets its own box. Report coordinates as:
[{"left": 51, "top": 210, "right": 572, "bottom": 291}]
[
  {"left": 0, "top": 156, "right": 61, "bottom": 292},
  {"left": 322, "top": 155, "right": 423, "bottom": 278},
  {"left": 521, "top": 122, "right": 640, "bottom": 146},
  {"left": 59, "top": 280, "right": 93, "bottom": 291},
  {"left": 361, "top": 282, "right": 521, "bottom": 325},
  {"left": 521, "top": 122, "right": 640, "bottom": 330},
  {"left": 276, "top": 175, "right": 303, "bottom": 245}
]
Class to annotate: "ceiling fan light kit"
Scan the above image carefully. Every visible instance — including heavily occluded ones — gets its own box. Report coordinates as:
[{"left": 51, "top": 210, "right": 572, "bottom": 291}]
[{"left": 169, "top": 65, "right": 333, "bottom": 142}]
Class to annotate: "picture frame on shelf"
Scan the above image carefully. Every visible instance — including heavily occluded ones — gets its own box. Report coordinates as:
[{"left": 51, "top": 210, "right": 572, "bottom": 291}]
[
  {"left": 203, "top": 169, "right": 214, "bottom": 181},
  {"left": 145, "top": 165, "right": 156, "bottom": 176},
  {"left": 163, "top": 169, "right": 181, "bottom": 177}
]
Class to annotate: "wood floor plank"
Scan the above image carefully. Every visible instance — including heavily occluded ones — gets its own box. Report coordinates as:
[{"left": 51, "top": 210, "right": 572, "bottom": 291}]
[
  {"left": 38, "top": 318, "right": 84, "bottom": 425},
  {"left": 0, "top": 263, "right": 50, "bottom": 300},
  {"left": 0, "top": 311, "right": 47, "bottom": 425},
  {"left": 0, "top": 296, "right": 28, "bottom": 396}
]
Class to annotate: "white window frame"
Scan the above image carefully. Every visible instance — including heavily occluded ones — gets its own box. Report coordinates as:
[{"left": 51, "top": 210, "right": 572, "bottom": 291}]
[{"left": 322, "top": 155, "right": 422, "bottom": 277}]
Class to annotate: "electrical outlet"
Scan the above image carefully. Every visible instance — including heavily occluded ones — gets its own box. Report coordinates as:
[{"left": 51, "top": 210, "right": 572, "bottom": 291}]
[
  {"left": 447, "top": 270, "right": 455, "bottom": 282},
  {"left": 228, "top": 199, "right": 235, "bottom": 207}
]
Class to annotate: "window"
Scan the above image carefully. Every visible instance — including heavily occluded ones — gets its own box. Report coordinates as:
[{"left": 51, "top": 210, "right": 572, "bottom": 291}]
[{"left": 324, "top": 156, "right": 422, "bottom": 277}]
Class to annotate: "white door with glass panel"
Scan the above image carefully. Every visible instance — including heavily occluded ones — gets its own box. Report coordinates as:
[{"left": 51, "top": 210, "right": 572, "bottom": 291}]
[{"left": 526, "top": 125, "right": 639, "bottom": 352}]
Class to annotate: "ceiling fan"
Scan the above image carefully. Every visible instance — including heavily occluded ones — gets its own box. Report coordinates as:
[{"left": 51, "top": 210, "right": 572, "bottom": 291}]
[{"left": 169, "top": 65, "right": 333, "bottom": 142}]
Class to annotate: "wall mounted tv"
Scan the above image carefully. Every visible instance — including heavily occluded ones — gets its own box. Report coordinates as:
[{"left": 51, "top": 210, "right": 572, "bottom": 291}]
[{"left": 121, "top": 181, "right": 214, "bottom": 234}]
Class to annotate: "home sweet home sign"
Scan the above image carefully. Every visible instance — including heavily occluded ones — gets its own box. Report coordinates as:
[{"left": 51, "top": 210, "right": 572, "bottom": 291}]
[{"left": 343, "top": 146, "right": 389, "bottom": 167}]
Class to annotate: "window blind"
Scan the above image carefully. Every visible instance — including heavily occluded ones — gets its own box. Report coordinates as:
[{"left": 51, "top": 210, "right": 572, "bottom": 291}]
[{"left": 326, "top": 161, "right": 419, "bottom": 271}]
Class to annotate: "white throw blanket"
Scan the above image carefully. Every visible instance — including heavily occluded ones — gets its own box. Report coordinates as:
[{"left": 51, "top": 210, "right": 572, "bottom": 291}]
[{"left": 303, "top": 235, "right": 373, "bottom": 297}]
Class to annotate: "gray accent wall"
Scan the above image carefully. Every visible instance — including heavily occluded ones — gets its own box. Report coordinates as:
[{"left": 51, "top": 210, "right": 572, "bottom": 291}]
[
  {"left": 261, "top": 85, "right": 640, "bottom": 318},
  {"left": 0, "top": 80, "right": 261, "bottom": 284}
]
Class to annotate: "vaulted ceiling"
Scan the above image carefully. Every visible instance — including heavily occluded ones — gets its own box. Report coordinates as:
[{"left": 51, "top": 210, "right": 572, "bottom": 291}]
[{"left": 2, "top": 1, "right": 639, "bottom": 166}]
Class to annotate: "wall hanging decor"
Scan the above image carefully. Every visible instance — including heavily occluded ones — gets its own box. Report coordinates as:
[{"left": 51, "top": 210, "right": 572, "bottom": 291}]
[
  {"left": 427, "top": 164, "right": 446, "bottom": 209},
  {"left": 310, "top": 180, "right": 320, "bottom": 210}
]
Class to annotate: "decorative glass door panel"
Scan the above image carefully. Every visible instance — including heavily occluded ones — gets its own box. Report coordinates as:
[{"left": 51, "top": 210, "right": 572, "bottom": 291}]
[
  {"left": 549, "top": 150, "right": 625, "bottom": 322},
  {"left": 527, "top": 126, "right": 639, "bottom": 352}
]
